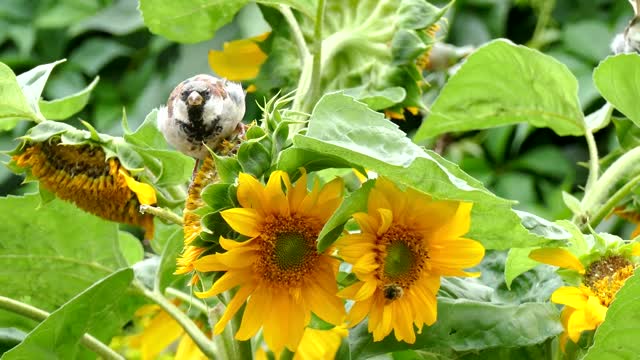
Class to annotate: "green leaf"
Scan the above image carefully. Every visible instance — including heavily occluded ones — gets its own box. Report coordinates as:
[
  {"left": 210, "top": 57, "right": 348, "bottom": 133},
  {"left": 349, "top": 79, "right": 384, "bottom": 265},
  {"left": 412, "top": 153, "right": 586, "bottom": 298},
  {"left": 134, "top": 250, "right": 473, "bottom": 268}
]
[
  {"left": 317, "top": 180, "right": 374, "bottom": 252},
  {"left": 139, "top": 0, "right": 249, "bottom": 43},
  {"left": 237, "top": 140, "right": 271, "bottom": 177},
  {"left": 118, "top": 231, "right": 144, "bottom": 266},
  {"left": 594, "top": 54, "right": 640, "bottom": 128},
  {"left": 213, "top": 154, "right": 243, "bottom": 183},
  {"left": 613, "top": 117, "right": 640, "bottom": 150},
  {"left": 414, "top": 39, "right": 585, "bottom": 141},
  {"left": 350, "top": 300, "right": 562, "bottom": 359},
  {"left": 562, "top": 191, "right": 582, "bottom": 215},
  {"left": 583, "top": 272, "right": 640, "bottom": 359},
  {"left": 293, "top": 93, "right": 565, "bottom": 249},
  {"left": 154, "top": 229, "right": 184, "bottom": 292},
  {"left": 0, "top": 62, "right": 37, "bottom": 123},
  {"left": 2, "top": 269, "right": 144, "bottom": 360},
  {"left": 585, "top": 102, "right": 614, "bottom": 133},
  {"left": 342, "top": 86, "right": 406, "bottom": 111},
  {"left": 504, "top": 247, "right": 542, "bottom": 288},
  {"left": 38, "top": 76, "right": 99, "bottom": 120},
  {"left": 16, "top": 59, "right": 67, "bottom": 121},
  {"left": 202, "top": 183, "right": 234, "bottom": 210},
  {"left": 256, "top": 0, "right": 316, "bottom": 18},
  {"left": 0, "top": 195, "right": 127, "bottom": 312}
]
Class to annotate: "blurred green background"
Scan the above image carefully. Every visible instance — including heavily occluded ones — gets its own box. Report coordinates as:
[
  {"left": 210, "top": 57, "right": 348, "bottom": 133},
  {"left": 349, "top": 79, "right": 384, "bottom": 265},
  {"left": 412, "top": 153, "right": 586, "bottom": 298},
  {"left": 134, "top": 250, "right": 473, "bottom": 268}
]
[{"left": 0, "top": 0, "right": 634, "bottom": 233}]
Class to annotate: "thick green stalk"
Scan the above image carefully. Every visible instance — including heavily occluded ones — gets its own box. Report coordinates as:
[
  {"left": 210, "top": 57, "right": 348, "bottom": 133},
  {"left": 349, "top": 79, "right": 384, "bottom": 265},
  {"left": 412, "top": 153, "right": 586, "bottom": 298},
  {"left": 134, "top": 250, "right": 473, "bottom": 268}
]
[
  {"left": 304, "top": 0, "right": 326, "bottom": 114},
  {"left": 581, "top": 146, "right": 640, "bottom": 226},
  {"left": 0, "top": 296, "right": 124, "bottom": 360},
  {"left": 588, "top": 173, "right": 640, "bottom": 228},
  {"left": 135, "top": 282, "right": 217, "bottom": 359},
  {"left": 279, "top": 5, "right": 310, "bottom": 62},
  {"left": 584, "top": 129, "right": 600, "bottom": 194}
]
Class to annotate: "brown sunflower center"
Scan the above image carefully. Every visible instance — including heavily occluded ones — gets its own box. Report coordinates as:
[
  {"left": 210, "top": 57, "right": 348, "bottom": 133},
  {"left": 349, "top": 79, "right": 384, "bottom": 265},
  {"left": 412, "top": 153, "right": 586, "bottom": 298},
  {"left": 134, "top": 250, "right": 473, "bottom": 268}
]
[
  {"left": 376, "top": 224, "right": 428, "bottom": 299},
  {"left": 584, "top": 255, "right": 635, "bottom": 306},
  {"left": 255, "top": 214, "right": 322, "bottom": 286}
]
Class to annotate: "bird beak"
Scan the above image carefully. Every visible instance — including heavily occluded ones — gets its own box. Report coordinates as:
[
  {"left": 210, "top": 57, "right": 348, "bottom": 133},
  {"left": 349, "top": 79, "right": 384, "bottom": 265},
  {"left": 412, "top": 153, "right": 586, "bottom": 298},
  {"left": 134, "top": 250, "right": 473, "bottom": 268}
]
[{"left": 187, "top": 91, "right": 203, "bottom": 106}]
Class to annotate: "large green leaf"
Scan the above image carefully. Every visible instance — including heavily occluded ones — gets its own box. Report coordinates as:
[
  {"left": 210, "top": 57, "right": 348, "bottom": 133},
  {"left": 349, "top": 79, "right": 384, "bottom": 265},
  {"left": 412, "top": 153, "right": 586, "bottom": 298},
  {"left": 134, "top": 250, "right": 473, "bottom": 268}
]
[
  {"left": 414, "top": 39, "right": 585, "bottom": 141},
  {"left": 593, "top": 54, "right": 640, "bottom": 128},
  {"left": 38, "top": 76, "right": 99, "bottom": 120},
  {"left": 138, "top": 0, "right": 249, "bottom": 43},
  {"left": 350, "top": 300, "right": 562, "bottom": 359},
  {"left": 15, "top": 60, "right": 66, "bottom": 122},
  {"left": 256, "top": 0, "right": 316, "bottom": 18},
  {"left": 0, "top": 194, "right": 128, "bottom": 312},
  {"left": 0, "top": 62, "right": 37, "bottom": 123},
  {"left": 2, "top": 269, "right": 143, "bottom": 360},
  {"left": 583, "top": 272, "right": 640, "bottom": 359},
  {"left": 290, "top": 93, "right": 566, "bottom": 249}
]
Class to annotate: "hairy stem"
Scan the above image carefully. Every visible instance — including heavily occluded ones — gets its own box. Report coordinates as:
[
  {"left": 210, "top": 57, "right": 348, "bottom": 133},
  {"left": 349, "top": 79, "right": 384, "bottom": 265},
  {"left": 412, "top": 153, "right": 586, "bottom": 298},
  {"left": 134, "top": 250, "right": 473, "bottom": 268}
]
[
  {"left": 279, "top": 5, "right": 311, "bottom": 63},
  {"left": 0, "top": 296, "right": 124, "bottom": 360},
  {"left": 165, "top": 287, "right": 209, "bottom": 314},
  {"left": 581, "top": 146, "right": 640, "bottom": 226},
  {"left": 589, "top": 173, "right": 640, "bottom": 228},
  {"left": 135, "top": 282, "right": 217, "bottom": 359},
  {"left": 139, "top": 205, "right": 183, "bottom": 225},
  {"left": 304, "top": 0, "right": 326, "bottom": 114},
  {"left": 584, "top": 129, "right": 600, "bottom": 194}
]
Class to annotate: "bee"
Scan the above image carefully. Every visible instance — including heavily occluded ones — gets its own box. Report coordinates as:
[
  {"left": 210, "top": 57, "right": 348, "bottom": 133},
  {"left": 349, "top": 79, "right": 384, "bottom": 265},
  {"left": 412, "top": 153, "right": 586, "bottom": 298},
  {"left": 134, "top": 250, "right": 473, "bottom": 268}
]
[{"left": 383, "top": 283, "right": 404, "bottom": 301}]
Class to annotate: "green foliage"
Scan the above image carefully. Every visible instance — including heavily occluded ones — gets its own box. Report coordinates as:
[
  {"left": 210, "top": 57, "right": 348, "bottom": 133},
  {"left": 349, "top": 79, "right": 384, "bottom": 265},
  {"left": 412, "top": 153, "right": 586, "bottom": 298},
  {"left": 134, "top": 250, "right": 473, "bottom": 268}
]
[
  {"left": 0, "top": 194, "right": 129, "bottom": 311},
  {"left": 139, "top": 0, "right": 249, "bottom": 43},
  {"left": 415, "top": 40, "right": 585, "bottom": 141},
  {"left": 2, "top": 269, "right": 141, "bottom": 360},
  {"left": 594, "top": 54, "right": 640, "bottom": 128},
  {"left": 290, "top": 93, "right": 569, "bottom": 250}
]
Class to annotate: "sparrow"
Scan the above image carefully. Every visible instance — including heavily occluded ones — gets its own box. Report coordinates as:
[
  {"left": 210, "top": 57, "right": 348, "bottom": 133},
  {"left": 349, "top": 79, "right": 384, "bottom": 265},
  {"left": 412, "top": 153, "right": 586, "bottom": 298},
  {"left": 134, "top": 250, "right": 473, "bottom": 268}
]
[{"left": 158, "top": 74, "right": 246, "bottom": 160}]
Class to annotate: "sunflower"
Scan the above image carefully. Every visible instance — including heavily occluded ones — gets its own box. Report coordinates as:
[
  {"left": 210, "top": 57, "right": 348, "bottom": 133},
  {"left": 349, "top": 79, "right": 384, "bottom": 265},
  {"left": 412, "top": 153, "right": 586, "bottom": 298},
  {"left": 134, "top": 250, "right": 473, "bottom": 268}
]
[
  {"left": 12, "top": 140, "right": 156, "bottom": 238},
  {"left": 530, "top": 245, "right": 640, "bottom": 349},
  {"left": 193, "top": 170, "right": 346, "bottom": 354},
  {"left": 336, "top": 177, "right": 485, "bottom": 343},
  {"left": 293, "top": 325, "right": 348, "bottom": 360}
]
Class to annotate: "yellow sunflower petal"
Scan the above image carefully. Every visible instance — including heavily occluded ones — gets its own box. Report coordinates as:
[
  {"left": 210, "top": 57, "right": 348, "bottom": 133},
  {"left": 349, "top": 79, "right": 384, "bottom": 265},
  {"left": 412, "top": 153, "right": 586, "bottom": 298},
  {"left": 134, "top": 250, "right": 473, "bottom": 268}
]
[
  {"left": 236, "top": 286, "right": 269, "bottom": 340},
  {"left": 346, "top": 297, "right": 373, "bottom": 326},
  {"left": 632, "top": 242, "right": 640, "bottom": 256},
  {"left": 208, "top": 32, "right": 269, "bottom": 81},
  {"left": 585, "top": 295, "right": 607, "bottom": 325},
  {"left": 195, "top": 270, "right": 253, "bottom": 298},
  {"left": 264, "top": 170, "right": 290, "bottom": 216},
  {"left": 566, "top": 307, "right": 597, "bottom": 343},
  {"left": 288, "top": 169, "right": 308, "bottom": 212},
  {"left": 236, "top": 173, "right": 268, "bottom": 214},
  {"left": 550, "top": 286, "right": 589, "bottom": 308},
  {"left": 220, "top": 208, "right": 261, "bottom": 237},
  {"left": 175, "top": 334, "right": 208, "bottom": 360},
  {"left": 213, "top": 284, "right": 255, "bottom": 334},
  {"left": 428, "top": 238, "right": 485, "bottom": 276},
  {"left": 119, "top": 168, "right": 157, "bottom": 205},
  {"left": 377, "top": 208, "right": 393, "bottom": 235},
  {"left": 293, "top": 326, "right": 347, "bottom": 360},
  {"left": 137, "top": 310, "right": 184, "bottom": 360},
  {"left": 432, "top": 202, "right": 472, "bottom": 238},
  {"left": 529, "top": 248, "right": 585, "bottom": 274}
]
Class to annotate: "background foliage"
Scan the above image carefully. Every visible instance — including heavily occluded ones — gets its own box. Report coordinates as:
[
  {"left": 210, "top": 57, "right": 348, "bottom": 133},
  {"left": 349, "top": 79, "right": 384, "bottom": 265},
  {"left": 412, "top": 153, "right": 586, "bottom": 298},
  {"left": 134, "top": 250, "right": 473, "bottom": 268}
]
[{"left": 1, "top": 0, "right": 638, "bottom": 359}]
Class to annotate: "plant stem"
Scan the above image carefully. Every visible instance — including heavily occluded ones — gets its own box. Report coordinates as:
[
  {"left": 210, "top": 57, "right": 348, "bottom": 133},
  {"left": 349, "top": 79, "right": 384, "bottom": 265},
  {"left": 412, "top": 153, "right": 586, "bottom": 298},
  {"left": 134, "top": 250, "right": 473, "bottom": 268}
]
[
  {"left": 135, "top": 282, "right": 217, "bottom": 359},
  {"left": 139, "top": 205, "right": 183, "bottom": 225},
  {"left": 304, "top": 0, "right": 326, "bottom": 114},
  {"left": 584, "top": 129, "right": 600, "bottom": 194},
  {"left": 581, "top": 146, "right": 640, "bottom": 226},
  {"left": 0, "top": 296, "right": 124, "bottom": 360},
  {"left": 165, "top": 287, "right": 209, "bottom": 314},
  {"left": 589, "top": 173, "right": 640, "bottom": 228},
  {"left": 279, "top": 5, "right": 310, "bottom": 62}
]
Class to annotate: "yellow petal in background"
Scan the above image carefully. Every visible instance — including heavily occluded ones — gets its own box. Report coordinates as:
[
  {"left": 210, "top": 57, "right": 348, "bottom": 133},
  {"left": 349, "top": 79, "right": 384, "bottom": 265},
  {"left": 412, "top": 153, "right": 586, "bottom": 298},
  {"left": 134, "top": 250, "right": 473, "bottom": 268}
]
[
  {"left": 529, "top": 248, "right": 585, "bottom": 274},
  {"left": 209, "top": 32, "right": 269, "bottom": 81}
]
